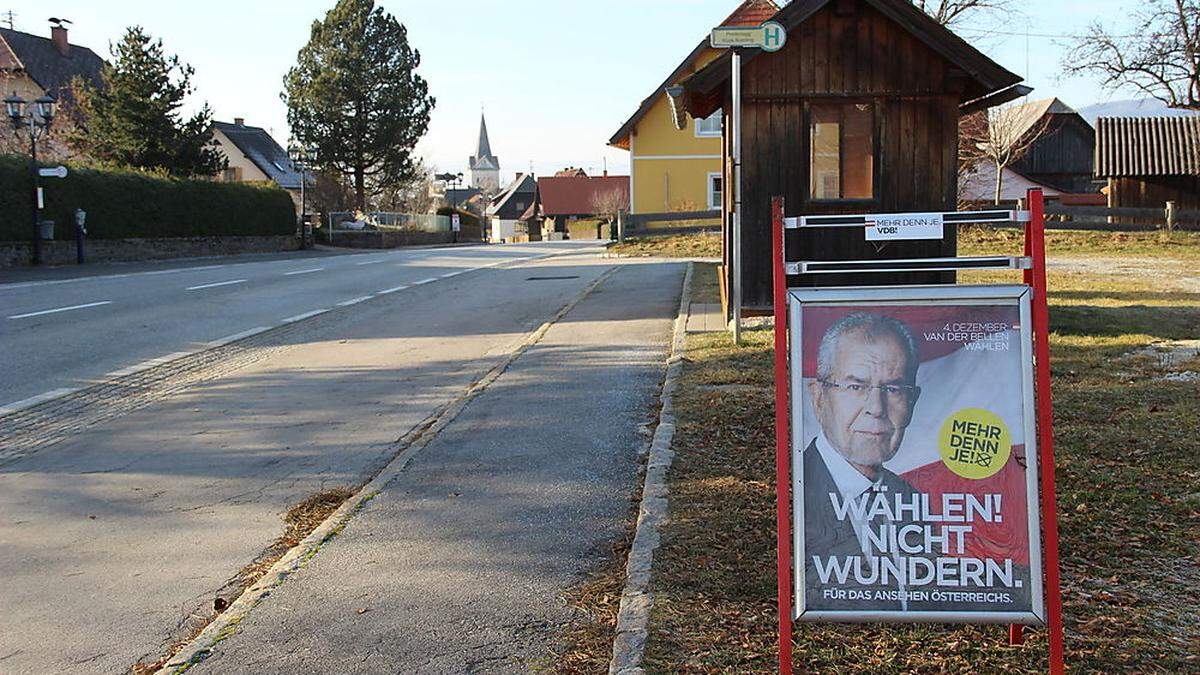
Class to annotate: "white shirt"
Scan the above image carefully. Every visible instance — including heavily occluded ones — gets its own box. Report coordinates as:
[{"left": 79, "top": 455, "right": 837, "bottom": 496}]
[{"left": 813, "top": 430, "right": 909, "bottom": 609}]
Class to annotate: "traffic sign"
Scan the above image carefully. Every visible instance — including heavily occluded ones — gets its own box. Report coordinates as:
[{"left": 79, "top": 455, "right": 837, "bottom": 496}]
[
  {"left": 710, "top": 20, "right": 787, "bottom": 52},
  {"left": 38, "top": 166, "right": 68, "bottom": 179}
]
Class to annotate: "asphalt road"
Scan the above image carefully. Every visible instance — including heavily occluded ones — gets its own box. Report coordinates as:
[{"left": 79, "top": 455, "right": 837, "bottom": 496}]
[
  {"left": 0, "top": 248, "right": 682, "bottom": 674},
  {"left": 0, "top": 242, "right": 592, "bottom": 409},
  {"left": 188, "top": 261, "right": 683, "bottom": 673}
]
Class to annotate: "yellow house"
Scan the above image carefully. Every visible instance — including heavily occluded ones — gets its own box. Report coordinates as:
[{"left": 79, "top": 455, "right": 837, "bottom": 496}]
[{"left": 607, "top": 0, "right": 777, "bottom": 215}]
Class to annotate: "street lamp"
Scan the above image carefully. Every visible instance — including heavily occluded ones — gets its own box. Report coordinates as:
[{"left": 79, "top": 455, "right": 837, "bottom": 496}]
[
  {"left": 288, "top": 142, "right": 316, "bottom": 246},
  {"left": 7, "top": 91, "right": 56, "bottom": 265}
]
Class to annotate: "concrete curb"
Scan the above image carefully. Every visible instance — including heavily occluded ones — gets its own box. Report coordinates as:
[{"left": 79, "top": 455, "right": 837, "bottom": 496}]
[
  {"left": 608, "top": 261, "right": 692, "bottom": 675},
  {"left": 158, "top": 265, "right": 621, "bottom": 674}
]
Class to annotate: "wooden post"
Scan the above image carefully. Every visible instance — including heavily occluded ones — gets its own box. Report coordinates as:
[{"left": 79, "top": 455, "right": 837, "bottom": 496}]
[{"left": 1165, "top": 200, "right": 1176, "bottom": 232}]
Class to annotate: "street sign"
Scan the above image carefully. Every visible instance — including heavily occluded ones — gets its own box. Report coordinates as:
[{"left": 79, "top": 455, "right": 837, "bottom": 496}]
[
  {"left": 38, "top": 165, "right": 68, "bottom": 179},
  {"left": 451, "top": 214, "right": 461, "bottom": 232},
  {"left": 710, "top": 20, "right": 787, "bottom": 52}
]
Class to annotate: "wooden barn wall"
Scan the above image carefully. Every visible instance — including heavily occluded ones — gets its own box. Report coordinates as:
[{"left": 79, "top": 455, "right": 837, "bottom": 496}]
[
  {"left": 1110, "top": 176, "right": 1200, "bottom": 211},
  {"left": 1011, "top": 115, "right": 1095, "bottom": 193},
  {"left": 735, "top": 1, "right": 963, "bottom": 308}
]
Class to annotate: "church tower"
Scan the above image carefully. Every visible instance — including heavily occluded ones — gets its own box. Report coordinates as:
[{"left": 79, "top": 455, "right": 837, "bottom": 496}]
[{"left": 468, "top": 112, "right": 500, "bottom": 192}]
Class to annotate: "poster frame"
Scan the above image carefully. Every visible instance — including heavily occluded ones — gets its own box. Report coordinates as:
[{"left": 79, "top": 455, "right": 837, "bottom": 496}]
[{"left": 787, "top": 284, "right": 1045, "bottom": 625}]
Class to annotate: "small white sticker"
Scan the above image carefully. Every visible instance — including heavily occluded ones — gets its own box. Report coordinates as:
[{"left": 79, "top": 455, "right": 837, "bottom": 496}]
[{"left": 865, "top": 213, "right": 944, "bottom": 241}]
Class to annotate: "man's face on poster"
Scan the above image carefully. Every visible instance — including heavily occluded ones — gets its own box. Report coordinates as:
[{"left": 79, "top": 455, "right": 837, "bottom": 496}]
[{"left": 809, "top": 327, "right": 921, "bottom": 473}]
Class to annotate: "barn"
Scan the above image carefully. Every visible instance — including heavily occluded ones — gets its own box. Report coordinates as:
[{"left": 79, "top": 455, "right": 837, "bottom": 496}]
[{"left": 670, "top": 0, "right": 1024, "bottom": 309}]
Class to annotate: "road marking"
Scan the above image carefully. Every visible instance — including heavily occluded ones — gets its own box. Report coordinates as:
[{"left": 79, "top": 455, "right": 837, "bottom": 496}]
[
  {"left": 208, "top": 326, "right": 272, "bottom": 347},
  {"left": 355, "top": 260, "right": 384, "bottom": 266},
  {"left": 440, "top": 271, "right": 461, "bottom": 278},
  {"left": 8, "top": 300, "right": 113, "bottom": 319},
  {"left": 337, "top": 295, "right": 374, "bottom": 306},
  {"left": 186, "top": 279, "right": 247, "bottom": 291},
  {"left": 413, "top": 277, "right": 437, "bottom": 285},
  {"left": 377, "top": 285, "right": 408, "bottom": 295},
  {"left": 283, "top": 267, "right": 324, "bottom": 276},
  {"left": 282, "top": 309, "right": 328, "bottom": 323},
  {"left": 0, "top": 387, "right": 81, "bottom": 416},
  {"left": 103, "top": 351, "right": 196, "bottom": 378}
]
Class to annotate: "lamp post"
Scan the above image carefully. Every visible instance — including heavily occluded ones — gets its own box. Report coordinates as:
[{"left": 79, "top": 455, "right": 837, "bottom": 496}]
[
  {"left": 288, "top": 143, "right": 316, "bottom": 247},
  {"left": 6, "top": 92, "right": 55, "bottom": 265}
]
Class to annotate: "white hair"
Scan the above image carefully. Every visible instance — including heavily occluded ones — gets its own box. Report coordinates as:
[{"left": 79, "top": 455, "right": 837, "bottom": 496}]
[{"left": 815, "top": 312, "right": 919, "bottom": 384}]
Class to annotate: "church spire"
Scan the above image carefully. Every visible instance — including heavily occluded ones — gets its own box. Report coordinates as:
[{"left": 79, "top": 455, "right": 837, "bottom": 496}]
[{"left": 474, "top": 112, "right": 495, "bottom": 165}]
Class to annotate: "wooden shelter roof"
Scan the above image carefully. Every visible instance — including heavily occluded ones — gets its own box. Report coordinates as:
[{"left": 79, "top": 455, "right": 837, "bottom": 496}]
[{"left": 676, "top": 0, "right": 1023, "bottom": 120}]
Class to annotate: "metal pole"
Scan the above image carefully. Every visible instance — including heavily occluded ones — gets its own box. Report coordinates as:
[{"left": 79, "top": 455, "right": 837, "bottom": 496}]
[
  {"left": 30, "top": 126, "right": 42, "bottom": 266},
  {"left": 1028, "top": 188, "right": 1067, "bottom": 674},
  {"left": 771, "top": 196, "right": 793, "bottom": 675},
  {"left": 731, "top": 49, "right": 742, "bottom": 345}
]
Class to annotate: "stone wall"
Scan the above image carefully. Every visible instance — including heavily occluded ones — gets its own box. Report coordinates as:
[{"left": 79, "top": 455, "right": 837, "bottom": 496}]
[
  {"left": 0, "top": 235, "right": 299, "bottom": 268},
  {"left": 325, "top": 230, "right": 455, "bottom": 249}
]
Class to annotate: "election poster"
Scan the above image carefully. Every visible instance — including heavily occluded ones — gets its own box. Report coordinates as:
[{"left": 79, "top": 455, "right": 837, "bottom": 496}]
[{"left": 789, "top": 285, "right": 1044, "bottom": 623}]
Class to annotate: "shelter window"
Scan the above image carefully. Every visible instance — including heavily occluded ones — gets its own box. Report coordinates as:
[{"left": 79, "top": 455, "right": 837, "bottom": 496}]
[
  {"left": 810, "top": 103, "right": 874, "bottom": 200},
  {"left": 696, "top": 108, "right": 723, "bottom": 137}
]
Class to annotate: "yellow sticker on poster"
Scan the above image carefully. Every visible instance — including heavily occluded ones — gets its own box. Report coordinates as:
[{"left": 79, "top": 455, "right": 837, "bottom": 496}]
[{"left": 938, "top": 408, "right": 1012, "bottom": 479}]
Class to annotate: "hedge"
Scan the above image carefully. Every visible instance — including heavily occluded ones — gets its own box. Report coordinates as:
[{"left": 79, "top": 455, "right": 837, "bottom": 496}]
[{"left": 0, "top": 155, "right": 296, "bottom": 241}]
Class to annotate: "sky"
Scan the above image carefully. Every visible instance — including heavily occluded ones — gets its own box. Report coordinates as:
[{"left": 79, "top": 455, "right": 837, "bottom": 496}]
[{"left": 4, "top": 0, "right": 1145, "bottom": 185}]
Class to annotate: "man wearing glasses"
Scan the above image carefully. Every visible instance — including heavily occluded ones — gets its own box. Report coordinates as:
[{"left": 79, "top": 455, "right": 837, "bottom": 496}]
[{"left": 803, "top": 311, "right": 923, "bottom": 612}]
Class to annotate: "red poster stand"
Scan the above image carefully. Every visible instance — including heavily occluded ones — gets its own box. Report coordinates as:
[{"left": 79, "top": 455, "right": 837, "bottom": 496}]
[{"left": 770, "top": 189, "right": 1065, "bottom": 674}]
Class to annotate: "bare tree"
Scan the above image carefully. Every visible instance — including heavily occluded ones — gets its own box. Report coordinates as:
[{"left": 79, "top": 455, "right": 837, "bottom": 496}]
[
  {"left": 912, "top": 0, "right": 1012, "bottom": 26},
  {"left": 959, "top": 103, "right": 1050, "bottom": 204},
  {"left": 589, "top": 188, "right": 627, "bottom": 225},
  {"left": 1066, "top": 1, "right": 1200, "bottom": 110}
]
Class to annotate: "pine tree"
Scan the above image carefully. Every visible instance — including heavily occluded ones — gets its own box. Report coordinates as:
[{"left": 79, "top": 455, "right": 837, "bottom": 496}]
[
  {"left": 69, "top": 26, "right": 224, "bottom": 177},
  {"left": 283, "top": 0, "right": 434, "bottom": 210}
]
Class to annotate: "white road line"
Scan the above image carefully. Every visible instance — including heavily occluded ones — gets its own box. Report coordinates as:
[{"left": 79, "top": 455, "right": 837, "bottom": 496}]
[
  {"left": 355, "top": 260, "right": 384, "bottom": 266},
  {"left": 337, "top": 295, "right": 374, "bottom": 307},
  {"left": 283, "top": 267, "right": 324, "bottom": 276},
  {"left": 207, "top": 326, "right": 272, "bottom": 347},
  {"left": 103, "top": 350, "right": 197, "bottom": 379},
  {"left": 282, "top": 309, "right": 328, "bottom": 323},
  {"left": 440, "top": 271, "right": 461, "bottom": 278},
  {"left": 377, "top": 285, "right": 408, "bottom": 295},
  {"left": 8, "top": 300, "right": 113, "bottom": 320},
  {"left": 413, "top": 277, "right": 437, "bottom": 285},
  {"left": 186, "top": 279, "right": 247, "bottom": 291},
  {"left": 0, "top": 387, "right": 81, "bottom": 416}
]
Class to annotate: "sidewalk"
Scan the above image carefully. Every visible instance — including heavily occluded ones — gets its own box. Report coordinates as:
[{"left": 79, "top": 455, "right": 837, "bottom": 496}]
[{"left": 179, "top": 262, "right": 685, "bottom": 673}]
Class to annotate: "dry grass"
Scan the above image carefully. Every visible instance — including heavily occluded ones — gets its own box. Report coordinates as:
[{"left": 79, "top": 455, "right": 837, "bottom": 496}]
[
  {"left": 128, "top": 487, "right": 354, "bottom": 674},
  {"left": 547, "top": 260, "right": 1200, "bottom": 672},
  {"left": 610, "top": 233, "right": 721, "bottom": 259},
  {"left": 608, "top": 227, "right": 1200, "bottom": 262}
]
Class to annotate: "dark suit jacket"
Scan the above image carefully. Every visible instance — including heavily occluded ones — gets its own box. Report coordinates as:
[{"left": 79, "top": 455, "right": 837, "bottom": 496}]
[
  {"left": 802, "top": 439, "right": 921, "bottom": 612},
  {"left": 801, "top": 439, "right": 1034, "bottom": 616}
]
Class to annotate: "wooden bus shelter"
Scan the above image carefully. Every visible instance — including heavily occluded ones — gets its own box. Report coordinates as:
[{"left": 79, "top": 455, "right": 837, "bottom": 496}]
[{"left": 669, "top": 0, "right": 1028, "bottom": 311}]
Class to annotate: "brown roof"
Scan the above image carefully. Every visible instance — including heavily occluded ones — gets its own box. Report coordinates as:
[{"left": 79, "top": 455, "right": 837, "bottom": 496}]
[
  {"left": 679, "top": 0, "right": 1022, "bottom": 117},
  {"left": 536, "top": 176, "right": 630, "bottom": 216},
  {"left": 1095, "top": 116, "right": 1200, "bottom": 178},
  {"left": 607, "top": 0, "right": 779, "bottom": 149}
]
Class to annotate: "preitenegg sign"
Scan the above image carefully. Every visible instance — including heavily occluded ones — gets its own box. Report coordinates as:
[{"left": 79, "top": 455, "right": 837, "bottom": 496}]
[
  {"left": 710, "top": 20, "right": 787, "bottom": 52},
  {"left": 788, "top": 285, "right": 1044, "bottom": 624}
]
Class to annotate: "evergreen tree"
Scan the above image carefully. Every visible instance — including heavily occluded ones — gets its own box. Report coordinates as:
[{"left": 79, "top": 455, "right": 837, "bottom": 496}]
[
  {"left": 69, "top": 26, "right": 224, "bottom": 177},
  {"left": 283, "top": 0, "right": 434, "bottom": 210}
]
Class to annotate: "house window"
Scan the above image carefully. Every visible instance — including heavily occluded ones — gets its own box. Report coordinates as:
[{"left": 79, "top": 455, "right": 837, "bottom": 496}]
[
  {"left": 707, "top": 172, "right": 723, "bottom": 210},
  {"left": 222, "top": 167, "right": 243, "bottom": 182},
  {"left": 695, "top": 108, "right": 723, "bottom": 137},
  {"left": 515, "top": 202, "right": 525, "bottom": 211},
  {"left": 810, "top": 102, "right": 874, "bottom": 200}
]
